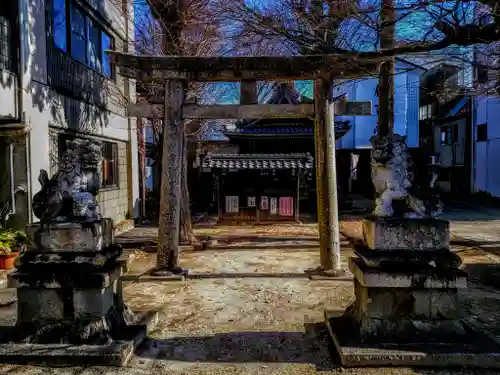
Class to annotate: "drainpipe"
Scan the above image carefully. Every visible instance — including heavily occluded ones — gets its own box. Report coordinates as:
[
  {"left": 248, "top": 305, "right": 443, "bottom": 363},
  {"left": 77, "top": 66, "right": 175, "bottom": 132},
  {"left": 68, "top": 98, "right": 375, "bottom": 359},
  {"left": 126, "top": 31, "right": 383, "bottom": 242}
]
[
  {"left": 470, "top": 97, "right": 475, "bottom": 194},
  {"left": 9, "top": 144, "right": 15, "bottom": 215},
  {"left": 17, "top": 0, "right": 32, "bottom": 223},
  {"left": 470, "top": 43, "right": 477, "bottom": 194}
]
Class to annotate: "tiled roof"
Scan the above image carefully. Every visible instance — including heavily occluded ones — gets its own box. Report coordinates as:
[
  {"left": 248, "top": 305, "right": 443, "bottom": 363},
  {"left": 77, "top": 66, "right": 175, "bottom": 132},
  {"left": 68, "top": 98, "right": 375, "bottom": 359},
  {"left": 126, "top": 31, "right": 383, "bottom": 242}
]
[
  {"left": 196, "top": 121, "right": 230, "bottom": 142},
  {"left": 227, "top": 121, "right": 352, "bottom": 139},
  {"left": 201, "top": 153, "right": 314, "bottom": 170}
]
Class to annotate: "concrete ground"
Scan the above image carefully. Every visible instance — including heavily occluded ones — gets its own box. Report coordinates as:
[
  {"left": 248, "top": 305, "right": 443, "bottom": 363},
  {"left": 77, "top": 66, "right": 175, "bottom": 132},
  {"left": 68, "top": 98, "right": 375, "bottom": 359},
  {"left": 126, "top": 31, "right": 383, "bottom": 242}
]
[{"left": 2, "top": 206, "right": 500, "bottom": 374}]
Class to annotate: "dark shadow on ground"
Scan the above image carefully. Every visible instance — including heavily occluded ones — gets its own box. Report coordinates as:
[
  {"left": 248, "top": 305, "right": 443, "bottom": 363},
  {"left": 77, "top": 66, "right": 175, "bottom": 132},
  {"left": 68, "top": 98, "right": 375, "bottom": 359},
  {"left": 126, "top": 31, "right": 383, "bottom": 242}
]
[
  {"left": 186, "top": 272, "right": 352, "bottom": 281},
  {"left": 116, "top": 233, "right": 326, "bottom": 249},
  {"left": 462, "top": 263, "right": 500, "bottom": 290},
  {"left": 136, "top": 323, "right": 338, "bottom": 371}
]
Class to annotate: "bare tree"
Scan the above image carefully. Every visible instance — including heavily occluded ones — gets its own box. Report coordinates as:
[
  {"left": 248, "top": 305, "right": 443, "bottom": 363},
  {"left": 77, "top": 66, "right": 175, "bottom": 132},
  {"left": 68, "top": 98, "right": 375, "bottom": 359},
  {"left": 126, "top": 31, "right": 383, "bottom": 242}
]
[
  {"left": 132, "top": 0, "right": 233, "bottom": 248},
  {"left": 216, "top": 0, "right": 500, "bottom": 92}
]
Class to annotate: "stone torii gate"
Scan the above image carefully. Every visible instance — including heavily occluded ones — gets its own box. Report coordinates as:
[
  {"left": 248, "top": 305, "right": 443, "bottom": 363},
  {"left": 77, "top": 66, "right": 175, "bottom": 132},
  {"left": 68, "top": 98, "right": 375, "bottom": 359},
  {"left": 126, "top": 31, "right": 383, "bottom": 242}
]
[{"left": 108, "top": 52, "right": 377, "bottom": 276}]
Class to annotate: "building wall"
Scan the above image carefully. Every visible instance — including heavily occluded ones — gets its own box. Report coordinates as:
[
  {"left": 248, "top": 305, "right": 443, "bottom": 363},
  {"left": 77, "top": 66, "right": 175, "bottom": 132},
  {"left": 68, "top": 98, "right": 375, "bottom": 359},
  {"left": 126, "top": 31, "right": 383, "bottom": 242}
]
[
  {"left": 0, "top": 71, "right": 19, "bottom": 119},
  {"left": 334, "top": 62, "right": 421, "bottom": 149},
  {"left": 96, "top": 140, "right": 130, "bottom": 224},
  {"left": 15, "top": 0, "right": 139, "bottom": 223},
  {"left": 473, "top": 96, "right": 500, "bottom": 197}
]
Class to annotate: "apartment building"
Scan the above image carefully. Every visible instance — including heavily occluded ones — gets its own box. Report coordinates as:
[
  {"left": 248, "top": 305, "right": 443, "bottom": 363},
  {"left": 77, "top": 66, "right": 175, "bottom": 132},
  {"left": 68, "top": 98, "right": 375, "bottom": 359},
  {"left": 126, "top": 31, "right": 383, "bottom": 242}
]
[{"left": 0, "top": 0, "right": 139, "bottom": 229}]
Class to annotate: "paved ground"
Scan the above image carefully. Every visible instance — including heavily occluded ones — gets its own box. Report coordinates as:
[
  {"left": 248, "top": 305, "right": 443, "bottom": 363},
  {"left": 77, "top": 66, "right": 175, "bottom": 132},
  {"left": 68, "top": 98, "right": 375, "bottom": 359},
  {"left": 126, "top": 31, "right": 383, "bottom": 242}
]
[
  {"left": 1, "top": 241, "right": 500, "bottom": 375},
  {"left": 2, "top": 206, "right": 500, "bottom": 374}
]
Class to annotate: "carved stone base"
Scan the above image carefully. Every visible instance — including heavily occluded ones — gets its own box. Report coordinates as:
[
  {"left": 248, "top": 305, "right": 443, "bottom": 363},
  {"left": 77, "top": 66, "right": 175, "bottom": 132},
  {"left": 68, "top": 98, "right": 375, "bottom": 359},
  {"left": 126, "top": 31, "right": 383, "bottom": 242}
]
[
  {"left": 362, "top": 216, "right": 449, "bottom": 250},
  {"left": 321, "top": 216, "right": 500, "bottom": 368},
  {"left": 325, "top": 310, "right": 500, "bottom": 368},
  {"left": 0, "top": 310, "right": 158, "bottom": 366},
  {"left": 0, "top": 235, "right": 157, "bottom": 366},
  {"left": 25, "top": 219, "right": 113, "bottom": 252},
  {"left": 323, "top": 258, "right": 500, "bottom": 368},
  {"left": 347, "top": 258, "right": 467, "bottom": 342}
]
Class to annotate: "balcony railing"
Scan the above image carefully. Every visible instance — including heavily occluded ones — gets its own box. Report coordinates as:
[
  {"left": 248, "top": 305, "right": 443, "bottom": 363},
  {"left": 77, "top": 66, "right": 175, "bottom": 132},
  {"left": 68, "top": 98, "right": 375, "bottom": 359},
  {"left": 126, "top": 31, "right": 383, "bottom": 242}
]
[{"left": 47, "top": 45, "right": 121, "bottom": 109}]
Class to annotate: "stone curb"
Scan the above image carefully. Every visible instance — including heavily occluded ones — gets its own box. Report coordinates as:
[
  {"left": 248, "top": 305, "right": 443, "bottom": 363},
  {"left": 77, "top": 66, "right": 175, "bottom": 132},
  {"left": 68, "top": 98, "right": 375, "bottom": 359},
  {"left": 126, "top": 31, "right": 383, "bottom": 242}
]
[{"left": 451, "top": 235, "right": 500, "bottom": 263}]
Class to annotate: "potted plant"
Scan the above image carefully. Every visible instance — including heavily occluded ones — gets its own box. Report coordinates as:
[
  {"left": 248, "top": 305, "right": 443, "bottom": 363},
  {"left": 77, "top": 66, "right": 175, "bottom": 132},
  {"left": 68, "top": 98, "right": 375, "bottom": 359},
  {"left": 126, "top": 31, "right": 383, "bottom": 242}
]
[{"left": 0, "top": 229, "right": 26, "bottom": 269}]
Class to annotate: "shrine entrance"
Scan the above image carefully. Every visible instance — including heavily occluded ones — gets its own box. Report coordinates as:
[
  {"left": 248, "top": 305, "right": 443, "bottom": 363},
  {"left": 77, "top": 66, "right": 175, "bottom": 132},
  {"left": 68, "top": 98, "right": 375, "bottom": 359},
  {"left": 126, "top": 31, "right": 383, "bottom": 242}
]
[
  {"left": 110, "top": 51, "right": 378, "bottom": 275},
  {"left": 209, "top": 154, "right": 312, "bottom": 223}
]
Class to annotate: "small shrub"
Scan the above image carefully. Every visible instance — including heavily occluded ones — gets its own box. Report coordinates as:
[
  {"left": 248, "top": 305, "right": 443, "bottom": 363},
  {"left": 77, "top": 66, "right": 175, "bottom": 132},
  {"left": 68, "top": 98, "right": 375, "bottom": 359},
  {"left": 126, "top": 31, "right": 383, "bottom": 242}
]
[{"left": 0, "top": 229, "right": 26, "bottom": 255}]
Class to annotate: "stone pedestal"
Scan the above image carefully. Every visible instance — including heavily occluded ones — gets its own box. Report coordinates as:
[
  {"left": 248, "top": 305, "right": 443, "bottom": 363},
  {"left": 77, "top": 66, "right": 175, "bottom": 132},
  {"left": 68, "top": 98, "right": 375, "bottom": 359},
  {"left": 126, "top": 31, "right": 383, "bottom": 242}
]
[
  {"left": 0, "top": 220, "right": 157, "bottom": 366},
  {"left": 325, "top": 217, "right": 500, "bottom": 368}
]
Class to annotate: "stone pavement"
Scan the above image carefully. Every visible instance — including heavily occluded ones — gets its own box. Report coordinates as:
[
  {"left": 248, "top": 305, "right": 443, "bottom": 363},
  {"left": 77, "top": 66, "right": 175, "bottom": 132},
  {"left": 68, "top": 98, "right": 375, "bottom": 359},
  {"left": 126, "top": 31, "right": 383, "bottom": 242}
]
[
  {"left": 443, "top": 205, "right": 500, "bottom": 256},
  {"left": 0, "top": 240, "right": 499, "bottom": 374}
]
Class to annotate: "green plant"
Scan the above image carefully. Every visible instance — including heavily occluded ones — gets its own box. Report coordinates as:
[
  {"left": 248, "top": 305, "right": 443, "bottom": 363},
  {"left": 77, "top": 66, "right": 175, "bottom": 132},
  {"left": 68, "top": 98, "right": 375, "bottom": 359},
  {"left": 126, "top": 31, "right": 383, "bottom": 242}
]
[{"left": 0, "top": 229, "right": 26, "bottom": 255}]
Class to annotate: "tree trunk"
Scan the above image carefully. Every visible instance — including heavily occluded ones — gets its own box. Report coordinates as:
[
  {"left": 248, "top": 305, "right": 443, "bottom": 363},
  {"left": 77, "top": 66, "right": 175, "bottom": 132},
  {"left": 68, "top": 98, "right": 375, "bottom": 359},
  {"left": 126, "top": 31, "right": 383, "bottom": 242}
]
[
  {"left": 157, "top": 79, "right": 184, "bottom": 272},
  {"left": 178, "top": 132, "right": 199, "bottom": 245},
  {"left": 377, "top": 0, "right": 396, "bottom": 137}
]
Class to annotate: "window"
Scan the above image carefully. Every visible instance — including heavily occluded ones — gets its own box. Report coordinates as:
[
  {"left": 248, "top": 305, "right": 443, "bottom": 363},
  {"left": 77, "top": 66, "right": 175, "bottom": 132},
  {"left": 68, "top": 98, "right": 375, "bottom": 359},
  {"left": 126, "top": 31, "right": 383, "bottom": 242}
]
[
  {"left": 453, "top": 123, "right": 459, "bottom": 144},
  {"left": 102, "top": 142, "right": 119, "bottom": 188},
  {"left": 477, "top": 123, "right": 488, "bottom": 142},
  {"left": 440, "top": 124, "right": 460, "bottom": 145},
  {"left": 51, "top": 0, "right": 67, "bottom": 51},
  {"left": 0, "top": 2, "right": 16, "bottom": 72},
  {"left": 440, "top": 126, "right": 453, "bottom": 145},
  {"left": 476, "top": 65, "right": 489, "bottom": 84},
  {"left": 70, "top": 5, "right": 87, "bottom": 64},
  {"left": 87, "top": 18, "right": 101, "bottom": 71},
  {"left": 101, "top": 32, "right": 112, "bottom": 78},
  {"left": 419, "top": 104, "right": 433, "bottom": 120},
  {"left": 49, "top": 0, "right": 115, "bottom": 79}
]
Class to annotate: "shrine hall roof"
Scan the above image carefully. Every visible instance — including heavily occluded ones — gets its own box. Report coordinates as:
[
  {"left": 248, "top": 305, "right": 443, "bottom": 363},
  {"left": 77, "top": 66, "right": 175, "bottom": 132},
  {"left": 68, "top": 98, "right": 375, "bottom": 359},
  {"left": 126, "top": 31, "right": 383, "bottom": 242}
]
[
  {"left": 226, "top": 121, "right": 351, "bottom": 139},
  {"left": 201, "top": 153, "right": 314, "bottom": 170}
]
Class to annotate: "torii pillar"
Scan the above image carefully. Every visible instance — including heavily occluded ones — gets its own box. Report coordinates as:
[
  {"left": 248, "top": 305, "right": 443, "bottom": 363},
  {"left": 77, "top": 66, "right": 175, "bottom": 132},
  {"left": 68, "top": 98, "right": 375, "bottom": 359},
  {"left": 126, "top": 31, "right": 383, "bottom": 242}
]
[{"left": 313, "top": 76, "right": 372, "bottom": 277}]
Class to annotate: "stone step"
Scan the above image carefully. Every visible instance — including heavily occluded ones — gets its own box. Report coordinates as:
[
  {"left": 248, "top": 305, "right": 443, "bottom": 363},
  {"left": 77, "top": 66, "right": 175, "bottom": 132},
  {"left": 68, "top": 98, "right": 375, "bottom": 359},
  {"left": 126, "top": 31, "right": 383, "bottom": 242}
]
[{"left": 0, "top": 289, "right": 16, "bottom": 307}]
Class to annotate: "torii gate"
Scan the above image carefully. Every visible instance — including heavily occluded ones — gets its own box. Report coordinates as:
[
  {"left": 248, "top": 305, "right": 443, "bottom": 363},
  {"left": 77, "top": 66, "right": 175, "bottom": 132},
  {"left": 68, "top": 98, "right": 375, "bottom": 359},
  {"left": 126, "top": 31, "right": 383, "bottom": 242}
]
[{"left": 108, "top": 52, "right": 378, "bottom": 277}]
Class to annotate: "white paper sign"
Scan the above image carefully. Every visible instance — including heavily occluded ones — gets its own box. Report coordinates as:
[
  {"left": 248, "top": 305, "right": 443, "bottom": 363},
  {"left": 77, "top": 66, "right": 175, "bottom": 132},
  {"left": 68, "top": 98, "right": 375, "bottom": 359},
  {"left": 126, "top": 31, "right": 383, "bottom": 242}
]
[
  {"left": 225, "top": 196, "right": 239, "bottom": 213},
  {"left": 248, "top": 196, "right": 256, "bottom": 207},
  {"left": 231, "top": 196, "right": 239, "bottom": 212},
  {"left": 261, "top": 196, "right": 269, "bottom": 210},
  {"left": 270, "top": 197, "right": 278, "bottom": 215}
]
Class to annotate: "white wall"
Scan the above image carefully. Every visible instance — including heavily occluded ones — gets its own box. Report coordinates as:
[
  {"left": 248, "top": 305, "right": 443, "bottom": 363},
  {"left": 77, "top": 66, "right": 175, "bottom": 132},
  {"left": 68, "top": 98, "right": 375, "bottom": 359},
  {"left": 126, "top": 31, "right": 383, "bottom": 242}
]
[
  {"left": 334, "top": 63, "right": 420, "bottom": 149},
  {"left": 21, "top": 0, "right": 51, "bottom": 221},
  {"left": 0, "top": 71, "right": 19, "bottom": 119},
  {"left": 473, "top": 96, "right": 500, "bottom": 197}
]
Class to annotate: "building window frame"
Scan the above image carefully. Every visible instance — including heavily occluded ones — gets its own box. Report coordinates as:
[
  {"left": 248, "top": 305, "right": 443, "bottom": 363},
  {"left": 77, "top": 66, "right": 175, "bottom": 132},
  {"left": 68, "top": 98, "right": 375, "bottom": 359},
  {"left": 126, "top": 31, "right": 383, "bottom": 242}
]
[
  {"left": 101, "top": 141, "right": 119, "bottom": 189},
  {"left": 477, "top": 123, "right": 488, "bottom": 143},
  {"left": 419, "top": 104, "right": 433, "bottom": 121},
  {"left": 47, "top": 0, "right": 116, "bottom": 80},
  {"left": 0, "top": 1, "right": 18, "bottom": 73},
  {"left": 476, "top": 64, "right": 489, "bottom": 84}
]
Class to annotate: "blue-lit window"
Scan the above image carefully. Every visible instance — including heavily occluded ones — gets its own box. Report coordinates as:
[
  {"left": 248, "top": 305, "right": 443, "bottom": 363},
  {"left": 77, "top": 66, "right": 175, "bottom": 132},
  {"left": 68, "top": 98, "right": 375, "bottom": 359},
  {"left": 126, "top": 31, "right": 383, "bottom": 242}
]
[
  {"left": 87, "top": 18, "right": 101, "bottom": 71},
  {"left": 51, "top": 0, "right": 67, "bottom": 51},
  {"left": 48, "top": 0, "right": 115, "bottom": 79},
  {"left": 101, "top": 32, "right": 112, "bottom": 78},
  {"left": 70, "top": 5, "right": 87, "bottom": 64}
]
